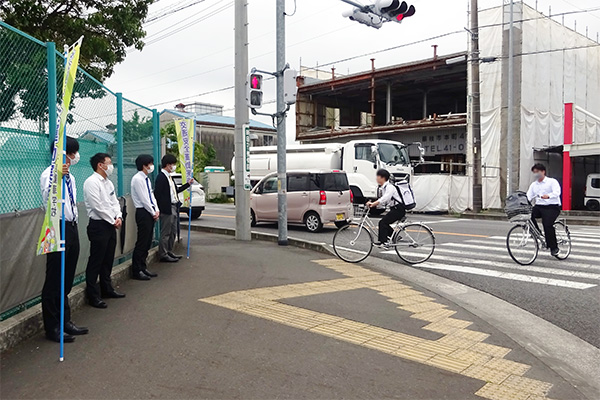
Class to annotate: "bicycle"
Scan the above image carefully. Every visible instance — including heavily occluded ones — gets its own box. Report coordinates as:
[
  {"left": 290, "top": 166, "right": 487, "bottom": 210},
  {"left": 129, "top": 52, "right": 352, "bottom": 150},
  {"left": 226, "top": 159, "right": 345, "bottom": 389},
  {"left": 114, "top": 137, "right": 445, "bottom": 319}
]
[
  {"left": 505, "top": 202, "right": 571, "bottom": 265},
  {"left": 332, "top": 205, "right": 435, "bottom": 264}
]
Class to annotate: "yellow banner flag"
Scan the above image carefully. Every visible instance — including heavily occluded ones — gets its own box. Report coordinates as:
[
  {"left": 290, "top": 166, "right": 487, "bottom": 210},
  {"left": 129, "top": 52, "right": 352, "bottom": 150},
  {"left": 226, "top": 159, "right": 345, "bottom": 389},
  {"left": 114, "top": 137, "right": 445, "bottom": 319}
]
[
  {"left": 175, "top": 119, "right": 195, "bottom": 208},
  {"left": 37, "top": 38, "right": 83, "bottom": 255}
]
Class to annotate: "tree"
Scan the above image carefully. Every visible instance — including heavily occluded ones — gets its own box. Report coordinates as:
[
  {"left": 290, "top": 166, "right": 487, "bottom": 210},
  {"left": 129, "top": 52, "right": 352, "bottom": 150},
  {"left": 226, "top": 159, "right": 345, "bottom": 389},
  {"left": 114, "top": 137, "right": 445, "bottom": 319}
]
[
  {"left": 123, "top": 110, "right": 153, "bottom": 141},
  {"left": 0, "top": 0, "right": 153, "bottom": 81},
  {"left": 161, "top": 122, "right": 220, "bottom": 176}
]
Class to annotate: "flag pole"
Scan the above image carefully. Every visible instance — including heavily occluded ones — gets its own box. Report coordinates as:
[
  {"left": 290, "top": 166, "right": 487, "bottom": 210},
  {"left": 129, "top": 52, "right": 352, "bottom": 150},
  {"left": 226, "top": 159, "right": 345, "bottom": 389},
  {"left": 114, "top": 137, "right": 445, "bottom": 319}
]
[
  {"left": 187, "top": 121, "right": 194, "bottom": 259},
  {"left": 58, "top": 44, "right": 69, "bottom": 362}
]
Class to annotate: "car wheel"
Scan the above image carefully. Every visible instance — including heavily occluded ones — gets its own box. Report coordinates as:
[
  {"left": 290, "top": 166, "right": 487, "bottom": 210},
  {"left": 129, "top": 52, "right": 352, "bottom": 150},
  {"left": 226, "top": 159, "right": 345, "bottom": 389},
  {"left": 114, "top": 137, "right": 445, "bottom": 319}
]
[
  {"left": 587, "top": 200, "right": 600, "bottom": 211},
  {"left": 251, "top": 209, "right": 257, "bottom": 227},
  {"left": 335, "top": 220, "right": 349, "bottom": 229},
  {"left": 304, "top": 211, "right": 323, "bottom": 233},
  {"left": 189, "top": 208, "right": 202, "bottom": 220}
]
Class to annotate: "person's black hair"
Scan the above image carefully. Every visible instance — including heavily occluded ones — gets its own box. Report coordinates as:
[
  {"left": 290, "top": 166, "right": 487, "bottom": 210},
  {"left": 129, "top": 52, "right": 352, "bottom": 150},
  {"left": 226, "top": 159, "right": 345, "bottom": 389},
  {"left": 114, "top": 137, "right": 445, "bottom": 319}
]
[
  {"left": 49, "top": 136, "right": 79, "bottom": 155},
  {"left": 161, "top": 154, "right": 178, "bottom": 168},
  {"left": 376, "top": 169, "right": 390, "bottom": 181},
  {"left": 531, "top": 163, "right": 546, "bottom": 172},
  {"left": 90, "top": 153, "right": 111, "bottom": 171},
  {"left": 136, "top": 154, "right": 154, "bottom": 171}
]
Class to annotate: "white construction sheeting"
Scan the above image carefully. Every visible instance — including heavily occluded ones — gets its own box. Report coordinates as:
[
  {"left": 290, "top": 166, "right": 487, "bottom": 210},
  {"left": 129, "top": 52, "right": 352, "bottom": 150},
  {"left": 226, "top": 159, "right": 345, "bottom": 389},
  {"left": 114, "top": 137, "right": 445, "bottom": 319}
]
[{"left": 412, "top": 175, "right": 500, "bottom": 213}]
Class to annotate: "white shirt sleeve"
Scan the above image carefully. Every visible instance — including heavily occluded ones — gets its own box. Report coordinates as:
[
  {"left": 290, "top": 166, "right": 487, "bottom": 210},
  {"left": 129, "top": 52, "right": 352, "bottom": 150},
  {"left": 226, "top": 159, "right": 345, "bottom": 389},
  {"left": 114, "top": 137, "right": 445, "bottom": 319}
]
[
  {"left": 526, "top": 182, "right": 535, "bottom": 201},
  {"left": 109, "top": 182, "right": 122, "bottom": 220},
  {"left": 379, "top": 183, "right": 395, "bottom": 207},
  {"left": 548, "top": 179, "right": 561, "bottom": 199},
  {"left": 40, "top": 168, "right": 50, "bottom": 205},
  {"left": 85, "top": 178, "right": 118, "bottom": 224}
]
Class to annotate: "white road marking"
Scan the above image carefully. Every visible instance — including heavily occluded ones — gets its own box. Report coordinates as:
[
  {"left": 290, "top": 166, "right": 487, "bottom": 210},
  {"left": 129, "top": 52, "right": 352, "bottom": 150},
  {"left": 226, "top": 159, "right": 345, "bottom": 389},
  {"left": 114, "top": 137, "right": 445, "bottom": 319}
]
[
  {"left": 485, "top": 236, "right": 598, "bottom": 249},
  {"left": 413, "top": 262, "right": 597, "bottom": 289},
  {"left": 441, "top": 242, "right": 598, "bottom": 262}
]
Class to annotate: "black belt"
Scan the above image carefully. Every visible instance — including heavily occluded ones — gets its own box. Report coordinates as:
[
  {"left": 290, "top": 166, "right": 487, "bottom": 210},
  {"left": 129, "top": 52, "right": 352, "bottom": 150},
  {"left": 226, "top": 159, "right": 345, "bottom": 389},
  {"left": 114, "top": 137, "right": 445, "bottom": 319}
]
[{"left": 65, "top": 220, "right": 77, "bottom": 226}]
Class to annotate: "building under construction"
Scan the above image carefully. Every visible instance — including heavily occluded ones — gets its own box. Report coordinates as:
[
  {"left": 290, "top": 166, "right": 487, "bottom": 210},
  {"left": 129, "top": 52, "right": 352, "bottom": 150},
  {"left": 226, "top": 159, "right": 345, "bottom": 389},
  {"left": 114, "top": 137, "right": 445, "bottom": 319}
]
[{"left": 296, "top": 52, "right": 468, "bottom": 174}]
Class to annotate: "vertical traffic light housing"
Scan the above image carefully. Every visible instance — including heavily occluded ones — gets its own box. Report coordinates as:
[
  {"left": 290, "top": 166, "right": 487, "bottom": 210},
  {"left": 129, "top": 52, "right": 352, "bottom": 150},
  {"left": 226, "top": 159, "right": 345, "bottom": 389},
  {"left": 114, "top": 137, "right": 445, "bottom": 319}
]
[{"left": 247, "top": 73, "right": 263, "bottom": 109}]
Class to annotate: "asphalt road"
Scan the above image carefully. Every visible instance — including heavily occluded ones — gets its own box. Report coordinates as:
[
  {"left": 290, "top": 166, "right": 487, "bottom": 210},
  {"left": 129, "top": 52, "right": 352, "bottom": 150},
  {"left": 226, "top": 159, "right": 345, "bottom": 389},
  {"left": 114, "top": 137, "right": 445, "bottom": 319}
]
[{"left": 188, "top": 203, "right": 600, "bottom": 348}]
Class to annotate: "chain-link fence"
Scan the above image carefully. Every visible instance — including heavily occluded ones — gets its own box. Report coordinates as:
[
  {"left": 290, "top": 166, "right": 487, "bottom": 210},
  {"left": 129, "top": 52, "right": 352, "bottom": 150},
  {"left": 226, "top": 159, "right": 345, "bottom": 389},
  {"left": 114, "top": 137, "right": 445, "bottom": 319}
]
[{"left": 0, "top": 21, "right": 162, "bottom": 319}]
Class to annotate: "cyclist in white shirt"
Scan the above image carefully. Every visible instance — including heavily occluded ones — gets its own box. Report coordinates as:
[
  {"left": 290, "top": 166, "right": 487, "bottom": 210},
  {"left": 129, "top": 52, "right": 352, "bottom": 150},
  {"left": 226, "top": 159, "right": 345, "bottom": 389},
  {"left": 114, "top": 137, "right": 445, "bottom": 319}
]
[
  {"left": 367, "top": 169, "right": 405, "bottom": 247},
  {"left": 526, "top": 163, "right": 562, "bottom": 256}
]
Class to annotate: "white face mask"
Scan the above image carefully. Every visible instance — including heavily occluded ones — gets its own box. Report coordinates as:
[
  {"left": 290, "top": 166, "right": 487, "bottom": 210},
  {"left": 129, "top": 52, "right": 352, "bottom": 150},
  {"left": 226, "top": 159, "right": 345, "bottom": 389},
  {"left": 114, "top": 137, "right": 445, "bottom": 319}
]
[
  {"left": 104, "top": 163, "right": 114, "bottom": 177},
  {"left": 68, "top": 152, "right": 80, "bottom": 166},
  {"left": 169, "top": 164, "right": 176, "bottom": 173},
  {"left": 147, "top": 165, "right": 155, "bottom": 174},
  {"left": 533, "top": 172, "right": 542, "bottom": 180}
]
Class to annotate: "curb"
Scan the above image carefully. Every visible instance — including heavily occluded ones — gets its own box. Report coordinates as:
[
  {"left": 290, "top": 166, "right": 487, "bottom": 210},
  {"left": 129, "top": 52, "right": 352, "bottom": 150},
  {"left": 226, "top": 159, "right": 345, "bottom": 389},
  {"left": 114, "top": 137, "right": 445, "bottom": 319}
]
[
  {"left": 0, "top": 249, "right": 158, "bottom": 353},
  {"left": 187, "top": 224, "right": 599, "bottom": 399}
]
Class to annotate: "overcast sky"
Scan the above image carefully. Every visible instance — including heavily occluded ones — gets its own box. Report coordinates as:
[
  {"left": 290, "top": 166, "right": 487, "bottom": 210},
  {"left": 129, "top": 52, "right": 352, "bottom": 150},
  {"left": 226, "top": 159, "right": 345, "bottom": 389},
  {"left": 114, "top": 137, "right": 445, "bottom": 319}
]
[{"left": 104, "top": 0, "right": 600, "bottom": 133}]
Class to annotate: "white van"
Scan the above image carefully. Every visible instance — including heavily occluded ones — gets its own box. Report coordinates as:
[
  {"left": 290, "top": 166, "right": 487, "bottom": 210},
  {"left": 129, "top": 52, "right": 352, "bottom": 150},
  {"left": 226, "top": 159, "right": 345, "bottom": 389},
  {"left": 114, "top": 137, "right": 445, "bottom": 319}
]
[{"left": 584, "top": 173, "right": 600, "bottom": 211}]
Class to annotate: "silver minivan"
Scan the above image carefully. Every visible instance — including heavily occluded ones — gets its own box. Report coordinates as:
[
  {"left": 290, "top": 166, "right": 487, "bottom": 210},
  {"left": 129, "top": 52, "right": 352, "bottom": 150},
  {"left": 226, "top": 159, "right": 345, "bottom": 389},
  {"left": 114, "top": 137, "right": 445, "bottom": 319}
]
[{"left": 250, "top": 170, "right": 353, "bottom": 232}]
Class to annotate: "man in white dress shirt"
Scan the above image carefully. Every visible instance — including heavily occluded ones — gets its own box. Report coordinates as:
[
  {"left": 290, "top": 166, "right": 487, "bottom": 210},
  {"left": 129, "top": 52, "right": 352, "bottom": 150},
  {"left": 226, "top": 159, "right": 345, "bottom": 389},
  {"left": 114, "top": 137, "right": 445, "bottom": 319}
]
[
  {"left": 367, "top": 169, "right": 405, "bottom": 247},
  {"left": 40, "top": 137, "right": 88, "bottom": 342},
  {"left": 83, "top": 153, "right": 124, "bottom": 308},
  {"left": 130, "top": 154, "right": 159, "bottom": 281},
  {"left": 526, "top": 163, "right": 562, "bottom": 256}
]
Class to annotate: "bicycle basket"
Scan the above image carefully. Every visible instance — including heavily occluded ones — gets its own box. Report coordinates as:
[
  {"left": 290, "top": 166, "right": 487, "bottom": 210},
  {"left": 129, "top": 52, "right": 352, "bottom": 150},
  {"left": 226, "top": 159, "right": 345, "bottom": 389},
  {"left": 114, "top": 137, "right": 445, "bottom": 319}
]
[
  {"left": 353, "top": 204, "right": 368, "bottom": 219},
  {"left": 504, "top": 191, "right": 532, "bottom": 220}
]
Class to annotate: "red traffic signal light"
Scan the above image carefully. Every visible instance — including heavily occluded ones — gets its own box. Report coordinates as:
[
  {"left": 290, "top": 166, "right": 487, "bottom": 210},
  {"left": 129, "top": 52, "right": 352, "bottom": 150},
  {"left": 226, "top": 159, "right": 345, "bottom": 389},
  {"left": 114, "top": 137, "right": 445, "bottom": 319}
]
[
  {"left": 250, "top": 74, "right": 261, "bottom": 90},
  {"left": 375, "top": 0, "right": 415, "bottom": 22}
]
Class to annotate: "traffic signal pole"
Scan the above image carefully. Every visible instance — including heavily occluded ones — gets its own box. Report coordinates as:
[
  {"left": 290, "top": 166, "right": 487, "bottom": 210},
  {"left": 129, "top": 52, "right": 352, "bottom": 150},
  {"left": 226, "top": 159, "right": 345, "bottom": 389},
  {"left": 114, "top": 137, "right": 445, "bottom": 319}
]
[
  {"left": 470, "top": 0, "right": 483, "bottom": 212},
  {"left": 276, "top": 0, "right": 288, "bottom": 246},
  {"left": 234, "top": 0, "right": 251, "bottom": 240}
]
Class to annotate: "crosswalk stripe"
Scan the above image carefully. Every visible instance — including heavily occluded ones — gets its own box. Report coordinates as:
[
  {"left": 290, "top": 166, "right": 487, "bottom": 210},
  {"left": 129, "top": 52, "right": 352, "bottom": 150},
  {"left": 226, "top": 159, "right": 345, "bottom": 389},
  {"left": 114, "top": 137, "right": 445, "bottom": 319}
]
[
  {"left": 428, "top": 250, "right": 600, "bottom": 280},
  {"left": 413, "top": 262, "right": 597, "bottom": 289},
  {"left": 428, "top": 247, "right": 600, "bottom": 272},
  {"left": 442, "top": 242, "right": 598, "bottom": 262},
  {"left": 486, "top": 236, "right": 597, "bottom": 249}
]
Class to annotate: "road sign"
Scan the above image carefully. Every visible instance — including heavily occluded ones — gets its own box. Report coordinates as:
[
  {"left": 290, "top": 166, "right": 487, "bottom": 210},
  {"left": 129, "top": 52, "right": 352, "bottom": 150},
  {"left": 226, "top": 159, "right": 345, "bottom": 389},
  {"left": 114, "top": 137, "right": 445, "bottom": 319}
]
[{"left": 242, "top": 124, "right": 251, "bottom": 190}]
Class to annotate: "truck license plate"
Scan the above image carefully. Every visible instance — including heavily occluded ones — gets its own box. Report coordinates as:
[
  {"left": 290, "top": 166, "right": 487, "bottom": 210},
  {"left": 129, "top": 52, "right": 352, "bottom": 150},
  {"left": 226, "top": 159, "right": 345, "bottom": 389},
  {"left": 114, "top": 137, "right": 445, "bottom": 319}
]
[{"left": 336, "top": 213, "right": 345, "bottom": 221}]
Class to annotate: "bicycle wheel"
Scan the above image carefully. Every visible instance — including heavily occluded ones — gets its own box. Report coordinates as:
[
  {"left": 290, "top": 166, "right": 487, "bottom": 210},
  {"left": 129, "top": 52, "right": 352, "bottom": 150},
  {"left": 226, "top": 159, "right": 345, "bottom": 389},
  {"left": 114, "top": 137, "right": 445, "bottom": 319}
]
[
  {"left": 507, "top": 224, "right": 538, "bottom": 265},
  {"left": 553, "top": 221, "right": 571, "bottom": 260},
  {"left": 394, "top": 223, "right": 435, "bottom": 264},
  {"left": 333, "top": 224, "right": 373, "bottom": 263}
]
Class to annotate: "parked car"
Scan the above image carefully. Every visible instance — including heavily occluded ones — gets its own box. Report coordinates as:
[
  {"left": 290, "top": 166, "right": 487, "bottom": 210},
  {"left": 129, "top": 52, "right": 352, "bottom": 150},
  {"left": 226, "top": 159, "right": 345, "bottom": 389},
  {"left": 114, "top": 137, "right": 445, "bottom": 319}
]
[
  {"left": 172, "top": 173, "right": 206, "bottom": 219},
  {"left": 250, "top": 170, "right": 353, "bottom": 232},
  {"left": 584, "top": 173, "right": 600, "bottom": 211}
]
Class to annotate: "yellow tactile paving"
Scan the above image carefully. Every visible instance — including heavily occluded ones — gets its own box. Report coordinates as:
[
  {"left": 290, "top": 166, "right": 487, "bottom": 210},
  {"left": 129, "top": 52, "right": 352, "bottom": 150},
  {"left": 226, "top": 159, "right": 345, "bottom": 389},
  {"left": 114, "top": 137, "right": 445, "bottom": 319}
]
[{"left": 198, "top": 258, "right": 555, "bottom": 400}]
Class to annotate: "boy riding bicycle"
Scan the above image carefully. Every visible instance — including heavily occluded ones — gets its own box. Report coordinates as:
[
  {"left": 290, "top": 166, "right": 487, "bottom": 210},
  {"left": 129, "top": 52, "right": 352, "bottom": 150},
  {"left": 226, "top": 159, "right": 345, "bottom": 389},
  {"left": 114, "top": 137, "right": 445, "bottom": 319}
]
[
  {"left": 366, "top": 169, "right": 405, "bottom": 247},
  {"left": 526, "top": 163, "right": 562, "bottom": 256}
]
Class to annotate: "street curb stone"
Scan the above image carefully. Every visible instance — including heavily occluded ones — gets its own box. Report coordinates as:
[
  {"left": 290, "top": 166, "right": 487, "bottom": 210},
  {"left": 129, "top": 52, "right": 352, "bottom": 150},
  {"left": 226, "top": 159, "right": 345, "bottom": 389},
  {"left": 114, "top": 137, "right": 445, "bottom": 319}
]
[{"left": 0, "top": 249, "right": 158, "bottom": 353}]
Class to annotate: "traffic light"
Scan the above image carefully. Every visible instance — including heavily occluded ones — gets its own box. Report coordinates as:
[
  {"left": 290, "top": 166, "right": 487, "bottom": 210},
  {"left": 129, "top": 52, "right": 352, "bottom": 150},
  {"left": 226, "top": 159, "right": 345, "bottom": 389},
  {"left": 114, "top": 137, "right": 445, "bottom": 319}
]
[
  {"left": 375, "top": 0, "right": 416, "bottom": 22},
  {"left": 342, "top": 8, "right": 383, "bottom": 29},
  {"left": 247, "top": 73, "right": 263, "bottom": 109}
]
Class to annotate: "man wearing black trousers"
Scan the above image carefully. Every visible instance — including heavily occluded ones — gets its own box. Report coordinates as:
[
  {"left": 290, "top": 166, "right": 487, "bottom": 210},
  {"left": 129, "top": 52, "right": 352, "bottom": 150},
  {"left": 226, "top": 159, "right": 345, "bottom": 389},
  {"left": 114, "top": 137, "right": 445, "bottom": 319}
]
[
  {"left": 83, "top": 153, "right": 125, "bottom": 309},
  {"left": 40, "top": 137, "right": 88, "bottom": 342},
  {"left": 130, "top": 154, "right": 159, "bottom": 280},
  {"left": 155, "top": 154, "right": 193, "bottom": 262},
  {"left": 367, "top": 169, "right": 405, "bottom": 247}
]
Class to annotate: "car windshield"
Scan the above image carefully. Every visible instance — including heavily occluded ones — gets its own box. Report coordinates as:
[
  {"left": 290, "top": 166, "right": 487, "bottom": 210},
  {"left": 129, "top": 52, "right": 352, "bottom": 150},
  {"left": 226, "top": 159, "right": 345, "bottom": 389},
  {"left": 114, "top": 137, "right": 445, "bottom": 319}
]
[{"left": 378, "top": 144, "right": 409, "bottom": 166}]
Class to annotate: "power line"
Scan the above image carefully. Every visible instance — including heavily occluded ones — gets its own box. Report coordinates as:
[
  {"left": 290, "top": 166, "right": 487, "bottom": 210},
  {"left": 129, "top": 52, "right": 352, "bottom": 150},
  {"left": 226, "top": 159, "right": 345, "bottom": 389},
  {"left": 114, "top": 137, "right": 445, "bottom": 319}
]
[{"left": 145, "top": 0, "right": 207, "bottom": 26}]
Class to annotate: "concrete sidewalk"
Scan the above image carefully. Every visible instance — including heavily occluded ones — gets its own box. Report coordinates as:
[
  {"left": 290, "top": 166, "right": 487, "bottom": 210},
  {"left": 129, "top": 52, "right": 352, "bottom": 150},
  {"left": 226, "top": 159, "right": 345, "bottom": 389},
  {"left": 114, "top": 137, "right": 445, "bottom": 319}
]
[{"left": 0, "top": 233, "right": 587, "bottom": 400}]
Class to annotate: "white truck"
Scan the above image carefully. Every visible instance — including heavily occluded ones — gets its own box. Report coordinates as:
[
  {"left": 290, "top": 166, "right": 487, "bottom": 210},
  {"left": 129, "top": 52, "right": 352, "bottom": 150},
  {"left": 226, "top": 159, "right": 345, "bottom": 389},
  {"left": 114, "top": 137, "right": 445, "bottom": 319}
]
[{"left": 237, "top": 139, "right": 417, "bottom": 203}]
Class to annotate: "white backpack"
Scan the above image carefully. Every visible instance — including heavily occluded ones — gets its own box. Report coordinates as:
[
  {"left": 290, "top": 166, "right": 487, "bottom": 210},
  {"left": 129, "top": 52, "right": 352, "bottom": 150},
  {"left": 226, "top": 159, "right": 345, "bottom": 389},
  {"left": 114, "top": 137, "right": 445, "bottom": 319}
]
[{"left": 392, "top": 179, "right": 416, "bottom": 210}]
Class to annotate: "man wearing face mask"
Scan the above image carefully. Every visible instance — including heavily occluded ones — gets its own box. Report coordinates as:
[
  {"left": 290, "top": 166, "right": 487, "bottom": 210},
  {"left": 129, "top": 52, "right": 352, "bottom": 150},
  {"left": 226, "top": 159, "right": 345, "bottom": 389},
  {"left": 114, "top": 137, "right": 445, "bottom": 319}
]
[
  {"left": 526, "top": 163, "right": 562, "bottom": 257},
  {"left": 40, "top": 137, "right": 89, "bottom": 342},
  {"left": 130, "top": 154, "right": 159, "bottom": 280},
  {"left": 154, "top": 154, "right": 194, "bottom": 262},
  {"left": 83, "top": 153, "right": 125, "bottom": 308}
]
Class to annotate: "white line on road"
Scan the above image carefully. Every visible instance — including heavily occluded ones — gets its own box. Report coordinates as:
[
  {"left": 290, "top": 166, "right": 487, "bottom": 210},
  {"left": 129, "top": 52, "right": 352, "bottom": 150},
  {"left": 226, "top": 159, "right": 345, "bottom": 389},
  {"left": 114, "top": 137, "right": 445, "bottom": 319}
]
[
  {"left": 442, "top": 242, "right": 598, "bottom": 262},
  {"left": 413, "top": 262, "right": 597, "bottom": 289},
  {"left": 486, "top": 236, "right": 598, "bottom": 248}
]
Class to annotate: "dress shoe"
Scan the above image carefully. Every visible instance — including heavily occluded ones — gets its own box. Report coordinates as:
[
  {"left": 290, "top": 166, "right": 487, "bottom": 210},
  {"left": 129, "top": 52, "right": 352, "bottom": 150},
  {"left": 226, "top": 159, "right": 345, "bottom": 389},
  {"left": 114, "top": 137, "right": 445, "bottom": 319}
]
[
  {"left": 168, "top": 252, "right": 183, "bottom": 260},
  {"left": 65, "top": 321, "right": 89, "bottom": 335},
  {"left": 160, "top": 255, "right": 179, "bottom": 263},
  {"left": 46, "top": 328, "right": 75, "bottom": 343},
  {"left": 132, "top": 271, "right": 151, "bottom": 281},
  {"left": 89, "top": 298, "right": 108, "bottom": 308},
  {"left": 142, "top": 269, "right": 158, "bottom": 277},
  {"left": 102, "top": 290, "right": 126, "bottom": 299}
]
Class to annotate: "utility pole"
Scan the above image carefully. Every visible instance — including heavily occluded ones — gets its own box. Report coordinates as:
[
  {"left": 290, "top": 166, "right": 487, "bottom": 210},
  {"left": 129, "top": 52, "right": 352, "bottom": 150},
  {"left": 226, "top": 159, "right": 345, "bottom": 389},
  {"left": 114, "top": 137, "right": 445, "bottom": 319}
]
[
  {"left": 234, "top": 0, "right": 251, "bottom": 240},
  {"left": 470, "top": 0, "right": 483, "bottom": 212},
  {"left": 507, "top": 0, "right": 515, "bottom": 195},
  {"left": 276, "top": 0, "right": 288, "bottom": 245}
]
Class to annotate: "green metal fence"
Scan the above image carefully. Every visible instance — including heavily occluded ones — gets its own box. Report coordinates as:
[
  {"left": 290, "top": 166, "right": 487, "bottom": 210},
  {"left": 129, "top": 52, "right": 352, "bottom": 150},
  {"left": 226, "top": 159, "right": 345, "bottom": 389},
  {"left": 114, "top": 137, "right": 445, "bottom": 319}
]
[{"left": 0, "top": 21, "right": 163, "bottom": 319}]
